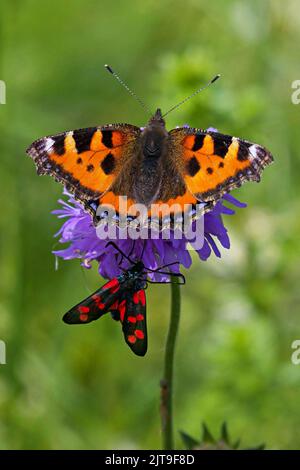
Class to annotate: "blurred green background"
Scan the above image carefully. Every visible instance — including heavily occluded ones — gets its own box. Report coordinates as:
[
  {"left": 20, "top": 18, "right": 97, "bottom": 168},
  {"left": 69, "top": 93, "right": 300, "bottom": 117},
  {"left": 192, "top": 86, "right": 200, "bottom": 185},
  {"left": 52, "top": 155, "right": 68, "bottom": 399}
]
[{"left": 0, "top": 0, "right": 300, "bottom": 450}]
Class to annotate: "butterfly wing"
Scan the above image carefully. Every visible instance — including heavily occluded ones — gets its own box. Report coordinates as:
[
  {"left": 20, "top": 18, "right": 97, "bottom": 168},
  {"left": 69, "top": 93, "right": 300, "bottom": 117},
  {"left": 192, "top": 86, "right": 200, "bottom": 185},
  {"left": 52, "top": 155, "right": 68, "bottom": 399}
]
[
  {"left": 26, "top": 124, "right": 141, "bottom": 207},
  {"left": 170, "top": 127, "right": 273, "bottom": 206},
  {"left": 110, "top": 288, "right": 147, "bottom": 356},
  {"left": 63, "top": 277, "right": 122, "bottom": 324}
]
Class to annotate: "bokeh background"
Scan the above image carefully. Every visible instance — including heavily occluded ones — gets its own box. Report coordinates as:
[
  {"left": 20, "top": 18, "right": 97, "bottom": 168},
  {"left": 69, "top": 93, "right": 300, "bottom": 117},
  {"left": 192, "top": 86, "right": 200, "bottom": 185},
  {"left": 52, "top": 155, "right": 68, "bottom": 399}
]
[{"left": 0, "top": 0, "right": 300, "bottom": 450}]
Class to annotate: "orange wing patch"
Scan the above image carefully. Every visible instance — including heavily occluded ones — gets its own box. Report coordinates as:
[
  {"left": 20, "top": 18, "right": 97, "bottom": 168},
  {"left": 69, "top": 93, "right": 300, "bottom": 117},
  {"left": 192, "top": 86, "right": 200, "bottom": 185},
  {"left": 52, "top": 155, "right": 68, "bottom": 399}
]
[
  {"left": 47, "top": 140, "right": 120, "bottom": 193},
  {"left": 184, "top": 134, "right": 214, "bottom": 155},
  {"left": 181, "top": 132, "right": 273, "bottom": 202},
  {"left": 97, "top": 192, "right": 136, "bottom": 216},
  {"left": 93, "top": 192, "right": 139, "bottom": 225},
  {"left": 150, "top": 192, "right": 198, "bottom": 218},
  {"left": 94, "top": 190, "right": 200, "bottom": 229},
  {"left": 26, "top": 126, "right": 138, "bottom": 200}
]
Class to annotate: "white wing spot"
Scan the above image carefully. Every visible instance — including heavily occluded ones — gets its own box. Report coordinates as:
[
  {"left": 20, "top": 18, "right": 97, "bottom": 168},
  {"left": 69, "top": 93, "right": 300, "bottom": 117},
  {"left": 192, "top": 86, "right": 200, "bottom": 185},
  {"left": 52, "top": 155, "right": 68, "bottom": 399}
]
[
  {"left": 249, "top": 145, "right": 258, "bottom": 160},
  {"left": 44, "top": 137, "right": 55, "bottom": 152}
]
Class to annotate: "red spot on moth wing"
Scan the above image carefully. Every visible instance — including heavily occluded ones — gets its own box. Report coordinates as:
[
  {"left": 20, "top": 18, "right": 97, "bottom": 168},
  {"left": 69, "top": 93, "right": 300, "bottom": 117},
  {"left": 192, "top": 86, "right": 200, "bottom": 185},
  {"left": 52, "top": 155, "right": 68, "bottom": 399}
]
[
  {"left": 104, "top": 278, "right": 120, "bottom": 294},
  {"left": 92, "top": 294, "right": 101, "bottom": 302},
  {"left": 91, "top": 294, "right": 105, "bottom": 309},
  {"left": 118, "top": 299, "right": 126, "bottom": 322},
  {"left": 110, "top": 300, "right": 118, "bottom": 310},
  {"left": 78, "top": 306, "right": 90, "bottom": 313},
  {"left": 138, "top": 290, "right": 146, "bottom": 306},
  {"left": 136, "top": 314, "right": 144, "bottom": 321},
  {"left": 133, "top": 290, "right": 146, "bottom": 305},
  {"left": 135, "top": 329, "right": 144, "bottom": 339},
  {"left": 127, "top": 316, "right": 137, "bottom": 324},
  {"left": 79, "top": 313, "right": 89, "bottom": 322},
  {"left": 127, "top": 335, "right": 137, "bottom": 344}
]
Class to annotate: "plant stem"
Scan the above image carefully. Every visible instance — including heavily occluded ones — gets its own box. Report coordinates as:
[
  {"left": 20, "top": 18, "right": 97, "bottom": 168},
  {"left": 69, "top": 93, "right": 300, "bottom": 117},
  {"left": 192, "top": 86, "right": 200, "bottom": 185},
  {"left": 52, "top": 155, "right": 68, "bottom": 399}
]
[{"left": 160, "top": 277, "right": 181, "bottom": 450}]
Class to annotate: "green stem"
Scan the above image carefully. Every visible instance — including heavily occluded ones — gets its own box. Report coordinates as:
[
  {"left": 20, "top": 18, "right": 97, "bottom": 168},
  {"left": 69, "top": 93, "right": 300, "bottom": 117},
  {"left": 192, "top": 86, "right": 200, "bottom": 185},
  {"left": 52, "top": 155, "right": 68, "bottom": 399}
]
[{"left": 160, "top": 277, "right": 181, "bottom": 450}]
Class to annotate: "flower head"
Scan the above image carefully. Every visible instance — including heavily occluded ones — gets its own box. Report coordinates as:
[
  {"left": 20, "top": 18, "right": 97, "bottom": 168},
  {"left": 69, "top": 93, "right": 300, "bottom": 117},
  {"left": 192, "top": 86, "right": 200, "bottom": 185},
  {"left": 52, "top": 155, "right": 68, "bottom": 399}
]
[{"left": 53, "top": 189, "right": 246, "bottom": 281}]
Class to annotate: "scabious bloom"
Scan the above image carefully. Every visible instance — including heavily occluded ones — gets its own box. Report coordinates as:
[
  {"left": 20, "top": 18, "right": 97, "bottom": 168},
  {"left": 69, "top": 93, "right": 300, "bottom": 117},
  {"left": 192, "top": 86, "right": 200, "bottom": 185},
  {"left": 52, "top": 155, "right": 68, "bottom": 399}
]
[{"left": 53, "top": 188, "right": 246, "bottom": 280}]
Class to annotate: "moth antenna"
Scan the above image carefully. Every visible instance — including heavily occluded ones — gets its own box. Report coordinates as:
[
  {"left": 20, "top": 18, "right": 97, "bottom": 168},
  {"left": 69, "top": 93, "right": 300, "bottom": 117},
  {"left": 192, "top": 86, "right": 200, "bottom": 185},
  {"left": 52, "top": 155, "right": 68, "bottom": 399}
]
[
  {"left": 162, "top": 74, "right": 221, "bottom": 118},
  {"left": 105, "top": 241, "right": 135, "bottom": 265},
  {"left": 104, "top": 64, "right": 152, "bottom": 116},
  {"left": 140, "top": 239, "right": 147, "bottom": 260},
  {"left": 80, "top": 264, "right": 94, "bottom": 294}
]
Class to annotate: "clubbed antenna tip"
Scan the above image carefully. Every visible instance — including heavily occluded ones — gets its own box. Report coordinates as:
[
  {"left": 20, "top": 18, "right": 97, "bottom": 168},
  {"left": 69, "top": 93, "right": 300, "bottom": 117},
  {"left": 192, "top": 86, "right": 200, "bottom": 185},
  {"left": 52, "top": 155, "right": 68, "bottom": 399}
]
[
  {"left": 211, "top": 74, "right": 221, "bottom": 84},
  {"left": 104, "top": 64, "right": 114, "bottom": 75},
  {"left": 162, "top": 73, "right": 221, "bottom": 118}
]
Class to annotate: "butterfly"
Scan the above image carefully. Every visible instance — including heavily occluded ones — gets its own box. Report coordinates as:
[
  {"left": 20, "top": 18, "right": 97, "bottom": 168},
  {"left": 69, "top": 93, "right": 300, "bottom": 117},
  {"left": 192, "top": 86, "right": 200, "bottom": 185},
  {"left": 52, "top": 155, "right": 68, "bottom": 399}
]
[
  {"left": 26, "top": 67, "right": 273, "bottom": 229},
  {"left": 62, "top": 242, "right": 185, "bottom": 356}
]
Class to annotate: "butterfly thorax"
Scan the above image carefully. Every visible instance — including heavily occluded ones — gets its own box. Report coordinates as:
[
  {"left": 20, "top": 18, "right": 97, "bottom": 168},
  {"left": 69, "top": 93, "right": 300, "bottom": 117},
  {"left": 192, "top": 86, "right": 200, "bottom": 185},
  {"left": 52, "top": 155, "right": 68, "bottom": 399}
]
[{"left": 132, "top": 109, "right": 169, "bottom": 205}]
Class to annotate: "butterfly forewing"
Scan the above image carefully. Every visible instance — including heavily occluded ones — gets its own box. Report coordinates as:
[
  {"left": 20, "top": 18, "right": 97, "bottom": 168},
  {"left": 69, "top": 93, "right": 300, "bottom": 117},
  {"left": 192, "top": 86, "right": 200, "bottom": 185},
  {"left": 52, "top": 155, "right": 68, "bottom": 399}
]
[
  {"left": 63, "top": 277, "right": 122, "bottom": 324},
  {"left": 170, "top": 127, "right": 273, "bottom": 204},
  {"left": 26, "top": 125, "right": 140, "bottom": 202}
]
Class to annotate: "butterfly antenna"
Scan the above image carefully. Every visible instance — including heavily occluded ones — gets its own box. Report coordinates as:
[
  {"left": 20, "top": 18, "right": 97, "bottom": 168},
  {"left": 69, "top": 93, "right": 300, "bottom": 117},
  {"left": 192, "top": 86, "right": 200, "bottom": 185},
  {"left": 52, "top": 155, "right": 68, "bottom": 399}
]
[
  {"left": 104, "top": 65, "right": 152, "bottom": 116},
  {"left": 162, "top": 74, "right": 221, "bottom": 118}
]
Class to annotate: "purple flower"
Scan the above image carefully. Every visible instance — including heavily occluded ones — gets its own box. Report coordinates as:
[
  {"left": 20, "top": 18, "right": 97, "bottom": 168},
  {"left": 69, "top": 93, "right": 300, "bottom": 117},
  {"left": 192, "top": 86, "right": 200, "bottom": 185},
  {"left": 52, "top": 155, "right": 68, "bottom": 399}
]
[{"left": 53, "top": 189, "right": 246, "bottom": 281}]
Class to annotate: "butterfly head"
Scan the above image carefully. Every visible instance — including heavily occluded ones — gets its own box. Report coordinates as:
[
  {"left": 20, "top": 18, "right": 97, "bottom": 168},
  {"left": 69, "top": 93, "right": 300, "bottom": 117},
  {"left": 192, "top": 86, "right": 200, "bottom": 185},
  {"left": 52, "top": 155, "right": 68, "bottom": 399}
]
[
  {"left": 148, "top": 108, "right": 165, "bottom": 127},
  {"left": 142, "top": 109, "right": 168, "bottom": 159}
]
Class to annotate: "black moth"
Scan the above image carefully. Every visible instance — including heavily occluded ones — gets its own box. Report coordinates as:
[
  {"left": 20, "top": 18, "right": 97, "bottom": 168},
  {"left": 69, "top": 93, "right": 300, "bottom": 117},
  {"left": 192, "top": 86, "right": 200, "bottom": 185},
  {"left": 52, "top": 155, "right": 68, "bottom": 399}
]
[{"left": 63, "top": 242, "right": 185, "bottom": 356}]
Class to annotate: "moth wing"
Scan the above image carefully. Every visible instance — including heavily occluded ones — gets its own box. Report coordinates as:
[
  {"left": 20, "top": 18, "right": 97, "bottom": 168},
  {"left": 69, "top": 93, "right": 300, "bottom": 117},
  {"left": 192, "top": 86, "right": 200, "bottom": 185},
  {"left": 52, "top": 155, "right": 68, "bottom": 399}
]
[
  {"left": 63, "top": 277, "right": 122, "bottom": 324},
  {"left": 112, "top": 289, "right": 147, "bottom": 357}
]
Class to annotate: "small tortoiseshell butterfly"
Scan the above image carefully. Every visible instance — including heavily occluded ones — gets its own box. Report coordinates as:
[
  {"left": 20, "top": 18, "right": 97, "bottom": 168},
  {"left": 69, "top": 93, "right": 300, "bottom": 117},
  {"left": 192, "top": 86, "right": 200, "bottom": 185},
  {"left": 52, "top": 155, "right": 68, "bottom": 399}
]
[
  {"left": 63, "top": 242, "right": 185, "bottom": 356},
  {"left": 26, "top": 66, "right": 273, "bottom": 228}
]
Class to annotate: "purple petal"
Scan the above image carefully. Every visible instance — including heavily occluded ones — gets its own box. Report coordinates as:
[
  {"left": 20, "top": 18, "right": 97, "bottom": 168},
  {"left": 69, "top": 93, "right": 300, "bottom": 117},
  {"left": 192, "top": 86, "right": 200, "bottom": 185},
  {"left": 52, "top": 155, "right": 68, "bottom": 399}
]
[{"left": 223, "top": 193, "right": 247, "bottom": 208}]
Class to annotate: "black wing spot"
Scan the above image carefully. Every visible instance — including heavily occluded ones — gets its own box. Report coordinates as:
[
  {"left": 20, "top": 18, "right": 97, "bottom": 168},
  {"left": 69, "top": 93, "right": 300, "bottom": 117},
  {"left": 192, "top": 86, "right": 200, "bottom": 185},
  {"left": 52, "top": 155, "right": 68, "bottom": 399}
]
[
  {"left": 191, "top": 134, "right": 205, "bottom": 152},
  {"left": 77, "top": 157, "right": 83, "bottom": 164},
  {"left": 218, "top": 161, "right": 224, "bottom": 168},
  {"left": 87, "top": 164, "right": 94, "bottom": 172},
  {"left": 206, "top": 167, "right": 214, "bottom": 174},
  {"left": 237, "top": 142, "right": 250, "bottom": 161},
  {"left": 214, "top": 139, "right": 230, "bottom": 158},
  {"left": 52, "top": 135, "right": 66, "bottom": 156},
  {"left": 101, "top": 152, "right": 116, "bottom": 175},
  {"left": 187, "top": 156, "right": 200, "bottom": 176},
  {"left": 101, "top": 130, "right": 113, "bottom": 149},
  {"left": 73, "top": 128, "right": 97, "bottom": 153}
]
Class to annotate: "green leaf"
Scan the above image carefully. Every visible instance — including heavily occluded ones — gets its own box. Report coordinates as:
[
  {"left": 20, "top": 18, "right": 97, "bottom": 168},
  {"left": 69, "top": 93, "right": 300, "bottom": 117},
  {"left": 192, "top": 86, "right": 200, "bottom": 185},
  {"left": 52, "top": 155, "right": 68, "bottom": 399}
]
[
  {"left": 179, "top": 430, "right": 199, "bottom": 450},
  {"left": 233, "top": 439, "right": 241, "bottom": 450},
  {"left": 201, "top": 423, "right": 215, "bottom": 443},
  {"left": 220, "top": 422, "right": 230, "bottom": 445}
]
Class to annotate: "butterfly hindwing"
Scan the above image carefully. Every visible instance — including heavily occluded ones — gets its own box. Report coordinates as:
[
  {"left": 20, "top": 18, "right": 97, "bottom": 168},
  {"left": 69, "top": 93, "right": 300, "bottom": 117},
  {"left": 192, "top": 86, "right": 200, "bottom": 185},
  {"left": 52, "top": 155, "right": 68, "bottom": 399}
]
[
  {"left": 63, "top": 277, "right": 122, "bottom": 324},
  {"left": 26, "top": 124, "right": 140, "bottom": 202},
  {"left": 170, "top": 127, "right": 273, "bottom": 204},
  {"left": 116, "top": 288, "right": 147, "bottom": 357}
]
